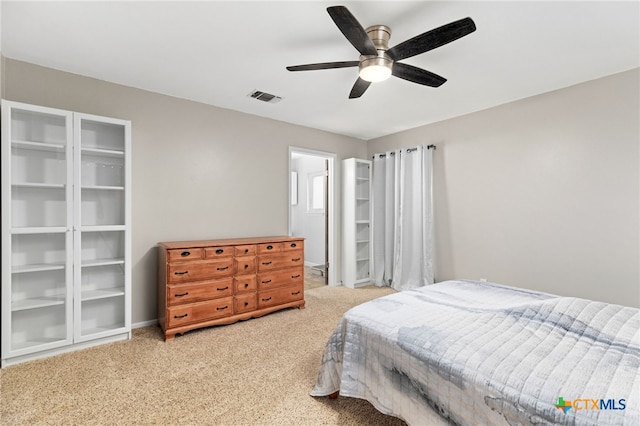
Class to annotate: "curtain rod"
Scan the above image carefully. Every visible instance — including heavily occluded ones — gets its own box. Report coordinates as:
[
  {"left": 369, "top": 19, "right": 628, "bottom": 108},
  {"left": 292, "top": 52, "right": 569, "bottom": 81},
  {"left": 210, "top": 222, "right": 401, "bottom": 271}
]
[{"left": 372, "top": 144, "right": 436, "bottom": 159}]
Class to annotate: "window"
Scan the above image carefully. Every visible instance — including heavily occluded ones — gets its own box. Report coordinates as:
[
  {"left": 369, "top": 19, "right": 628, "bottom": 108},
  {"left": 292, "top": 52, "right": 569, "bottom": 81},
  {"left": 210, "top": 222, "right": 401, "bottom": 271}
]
[{"left": 307, "top": 171, "right": 325, "bottom": 214}]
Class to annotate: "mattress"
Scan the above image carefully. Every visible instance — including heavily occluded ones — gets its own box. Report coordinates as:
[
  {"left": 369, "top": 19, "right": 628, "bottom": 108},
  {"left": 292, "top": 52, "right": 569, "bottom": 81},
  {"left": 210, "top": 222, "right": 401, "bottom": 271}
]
[{"left": 311, "top": 280, "right": 639, "bottom": 425}]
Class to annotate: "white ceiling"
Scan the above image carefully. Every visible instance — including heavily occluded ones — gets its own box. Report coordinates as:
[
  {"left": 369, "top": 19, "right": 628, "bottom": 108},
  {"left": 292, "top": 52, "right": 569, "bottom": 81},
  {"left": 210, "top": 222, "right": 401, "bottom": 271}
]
[{"left": 2, "top": 1, "right": 639, "bottom": 140}]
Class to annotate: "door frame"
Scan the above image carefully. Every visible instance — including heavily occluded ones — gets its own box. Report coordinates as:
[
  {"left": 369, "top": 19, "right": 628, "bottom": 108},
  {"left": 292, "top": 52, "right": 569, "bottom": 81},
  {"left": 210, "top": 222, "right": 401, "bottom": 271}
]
[{"left": 288, "top": 146, "right": 337, "bottom": 286}]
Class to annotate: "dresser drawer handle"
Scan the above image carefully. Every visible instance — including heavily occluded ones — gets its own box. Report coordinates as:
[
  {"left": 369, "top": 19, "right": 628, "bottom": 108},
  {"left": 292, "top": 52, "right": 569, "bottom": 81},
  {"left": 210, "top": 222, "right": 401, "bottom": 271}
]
[
  {"left": 217, "top": 266, "right": 229, "bottom": 271},
  {"left": 266, "top": 245, "right": 273, "bottom": 250},
  {"left": 174, "top": 292, "right": 189, "bottom": 297},
  {"left": 215, "top": 249, "right": 224, "bottom": 254},
  {"left": 292, "top": 274, "right": 301, "bottom": 279},
  {"left": 174, "top": 271, "right": 188, "bottom": 275},
  {"left": 292, "top": 258, "right": 301, "bottom": 262},
  {"left": 244, "top": 283, "right": 250, "bottom": 288},
  {"left": 291, "top": 291, "right": 301, "bottom": 296},
  {"left": 244, "top": 264, "right": 250, "bottom": 269},
  {"left": 244, "top": 302, "right": 249, "bottom": 306},
  {"left": 244, "top": 249, "right": 249, "bottom": 253},
  {"left": 261, "top": 297, "right": 272, "bottom": 302},
  {"left": 217, "top": 286, "right": 229, "bottom": 291},
  {"left": 261, "top": 279, "right": 272, "bottom": 284},
  {"left": 216, "top": 305, "right": 229, "bottom": 311},
  {"left": 290, "top": 243, "right": 297, "bottom": 248},
  {"left": 174, "top": 313, "right": 188, "bottom": 319},
  {"left": 181, "top": 251, "right": 191, "bottom": 257},
  {"left": 262, "top": 261, "right": 272, "bottom": 265}
]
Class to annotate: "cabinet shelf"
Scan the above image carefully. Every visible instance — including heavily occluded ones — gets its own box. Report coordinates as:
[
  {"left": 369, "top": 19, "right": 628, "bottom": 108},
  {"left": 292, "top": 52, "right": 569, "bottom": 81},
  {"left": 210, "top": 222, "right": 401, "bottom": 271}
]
[
  {"left": 13, "top": 182, "right": 66, "bottom": 189},
  {"left": 82, "top": 288, "right": 125, "bottom": 301},
  {"left": 81, "top": 147, "right": 124, "bottom": 158},
  {"left": 82, "top": 185, "right": 125, "bottom": 191},
  {"left": 82, "top": 258, "right": 125, "bottom": 268},
  {"left": 12, "top": 297, "right": 66, "bottom": 311},
  {"left": 12, "top": 263, "right": 66, "bottom": 274},
  {"left": 12, "top": 140, "right": 65, "bottom": 152},
  {"left": 11, "top": 227, "right": 68, "bottom": 235}
]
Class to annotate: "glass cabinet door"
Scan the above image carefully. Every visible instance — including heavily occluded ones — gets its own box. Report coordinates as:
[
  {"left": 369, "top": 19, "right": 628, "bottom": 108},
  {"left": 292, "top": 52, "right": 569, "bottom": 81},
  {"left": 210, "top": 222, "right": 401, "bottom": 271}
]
[
  {"left": 2, "top": 102, "right": 74, "bottom": 358},
  {"left": 73, "top": 115, "right": 131, "bottom": 342}
]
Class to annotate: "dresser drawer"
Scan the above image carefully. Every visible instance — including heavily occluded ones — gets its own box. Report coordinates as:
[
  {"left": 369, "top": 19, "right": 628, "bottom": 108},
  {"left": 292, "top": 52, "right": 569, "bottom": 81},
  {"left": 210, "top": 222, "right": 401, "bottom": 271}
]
[
  {"left": 257, "top": 267, "right": 304, "bottom": 290},
  {"left": 167, "top": 278, "right": 233, "bottom": 306},
  {"left": 235, "top": 245, "right": 256, "bottom": 256},
  {"left": 234, "top": 275, "right": 257, "bottom": 293},
  {"left": 168, "top": 259, "right": 234, "bottom": 283},
  {"left": 257, "top": 252, "right": 303, "bottom": 271},
  {"left": 235, "top": 293, "right": 257, "bottom": 314},
  {"left": 283, "top": 240, "right": 303, "bottom": 251},
  {"left": 167, "top": 248, "right": 204, "bottom": 262},
  {"left": 167, "top": 297, "right": 233, "bottom": 328},
  {"left": 235, "top": 256, "right": 256, "bottom": 275},
  {"left": 257, "top": 242, "right": 283, "bottom": 254},
  {"left": 204, "top": 246, "right": 234, "bottom": 259},
  {"left": 258, "top": 284, "right": 304, "bottom": 309}
]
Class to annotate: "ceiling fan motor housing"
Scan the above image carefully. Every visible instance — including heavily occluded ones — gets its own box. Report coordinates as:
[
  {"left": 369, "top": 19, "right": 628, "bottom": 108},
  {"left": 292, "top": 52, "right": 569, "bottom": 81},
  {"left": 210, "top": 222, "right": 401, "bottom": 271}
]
[{"left": 359, "top": 25, "right": 393, "bottom": 81}]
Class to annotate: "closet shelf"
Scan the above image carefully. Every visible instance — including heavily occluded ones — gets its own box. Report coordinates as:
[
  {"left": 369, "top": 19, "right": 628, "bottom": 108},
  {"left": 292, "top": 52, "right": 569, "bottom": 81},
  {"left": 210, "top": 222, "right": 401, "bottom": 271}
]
[{"left": 12, "top": 140, "right": 65, "bottom": 152}]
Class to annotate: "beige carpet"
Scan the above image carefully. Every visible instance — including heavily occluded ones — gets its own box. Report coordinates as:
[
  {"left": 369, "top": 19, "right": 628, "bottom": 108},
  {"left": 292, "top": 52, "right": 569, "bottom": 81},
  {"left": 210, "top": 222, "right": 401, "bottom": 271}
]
[{"left": 0, "top": 285, "right": 409, "bottom": 425}]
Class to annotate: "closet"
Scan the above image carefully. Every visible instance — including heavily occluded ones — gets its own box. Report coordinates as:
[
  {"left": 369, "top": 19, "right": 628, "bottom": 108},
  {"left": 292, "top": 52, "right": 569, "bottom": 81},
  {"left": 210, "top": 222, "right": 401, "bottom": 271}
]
[{"left": 1, "top": 100, "right": 131, "bottom": 366}]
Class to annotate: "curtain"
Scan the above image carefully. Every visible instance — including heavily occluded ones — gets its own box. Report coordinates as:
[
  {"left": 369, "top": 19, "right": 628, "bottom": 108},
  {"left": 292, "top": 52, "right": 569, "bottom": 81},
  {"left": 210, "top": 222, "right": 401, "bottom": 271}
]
[{"left": 372, "top": 145, "right": 434, "bottom": 291}]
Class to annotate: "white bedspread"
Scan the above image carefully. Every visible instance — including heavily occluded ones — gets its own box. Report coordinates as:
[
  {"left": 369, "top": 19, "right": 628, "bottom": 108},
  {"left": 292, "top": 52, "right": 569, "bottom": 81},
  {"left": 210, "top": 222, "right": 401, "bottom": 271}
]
[{"left": 311, "top": 280, "right": 639, "bottom": 425}]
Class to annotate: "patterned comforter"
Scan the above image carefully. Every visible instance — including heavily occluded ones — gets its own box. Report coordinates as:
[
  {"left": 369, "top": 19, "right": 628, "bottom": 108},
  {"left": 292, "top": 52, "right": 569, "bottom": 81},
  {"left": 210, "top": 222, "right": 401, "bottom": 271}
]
[{"left": 311, "top": 280, "right": 639, "bottom": 425}]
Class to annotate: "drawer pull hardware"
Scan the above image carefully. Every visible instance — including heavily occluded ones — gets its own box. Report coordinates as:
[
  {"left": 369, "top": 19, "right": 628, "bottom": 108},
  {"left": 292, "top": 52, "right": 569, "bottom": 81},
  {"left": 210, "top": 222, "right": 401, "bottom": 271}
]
[
  {"left": 174, "top": 271, "right": 188, "bottom": 275},
  {"left": 292, "top": 258, "right": 301, "bottom": 262},
  {"left": 174, "top": 313, "right": 188, "bottom": 319},
  {"left": 262, "top": 261, "right": 272, "bottom": 265},
  {"left": 292, "top": 291, "right": 301, "bottom": 295},
  {"left": 244, "top": 264, "right": 249, "bottom": 269},
  {"left": 262, "top": 279, "right": 272, "bottom": 284},
  {"left": 244, "top": 249, "right": 249, "bottom": 253},
  {"left": 244, "top": 302, "right": 249, "bottom": 306},
  {"left": 291, "top": 243, "right": 297, "bottom": 248},
  {"left": 217, "top": 286, "right": 229, "bottom": 291},
  {"left": 215, "top": 249, "right": 224, "bottom": 254},
  {"left": 244, "top": 283, "right": 249, "bottom": 288},
  {"left": 292, "top": 274, "right": 301, "bottom": 278},
  {"left": 262, "top": 297, "right": 272, "bottom": 302},
  {"left": 217, "top": 306, "right": 229, "bottom": 311},
  {"left": 267, "top": 245, "right": 273, "bottom": 250},
  {"left": 217, "top": 266, "right": 229, "bottom": 271},
  {"left": 181, "top": 251, "right": 191, "bottom": 257},
  {"left": 175, "top": 292, "right": 189, "bottom": 297}
]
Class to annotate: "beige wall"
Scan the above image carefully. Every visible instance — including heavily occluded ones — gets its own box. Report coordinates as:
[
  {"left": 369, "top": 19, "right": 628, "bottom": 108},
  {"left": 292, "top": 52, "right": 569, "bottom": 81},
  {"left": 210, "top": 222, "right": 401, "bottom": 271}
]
[
  {"left": 3, "top": 58, "right": 368, "bottom": 324},
  {"left": 368, "top": 68, "right": 640, "bottom": 307}
]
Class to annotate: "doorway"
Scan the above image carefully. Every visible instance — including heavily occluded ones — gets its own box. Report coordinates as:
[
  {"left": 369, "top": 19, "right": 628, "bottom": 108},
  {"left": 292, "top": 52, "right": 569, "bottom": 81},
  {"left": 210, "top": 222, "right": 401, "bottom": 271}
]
[{"left": 288, "top": 147, "right": 336, "bottom": 287}]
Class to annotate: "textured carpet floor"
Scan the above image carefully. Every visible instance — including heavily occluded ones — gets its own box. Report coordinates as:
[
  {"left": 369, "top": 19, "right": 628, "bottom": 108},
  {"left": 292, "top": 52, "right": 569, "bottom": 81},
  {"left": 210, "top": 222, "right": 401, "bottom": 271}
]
[{"left": 0, "top": 285, "right": 408, "bottom": 425}]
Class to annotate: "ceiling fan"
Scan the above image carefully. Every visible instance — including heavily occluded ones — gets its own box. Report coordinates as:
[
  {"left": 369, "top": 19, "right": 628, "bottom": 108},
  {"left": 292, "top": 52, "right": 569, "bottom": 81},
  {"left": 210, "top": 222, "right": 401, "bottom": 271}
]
[{"left": 286, "top": 6, "right": 476, "bottom": 99}]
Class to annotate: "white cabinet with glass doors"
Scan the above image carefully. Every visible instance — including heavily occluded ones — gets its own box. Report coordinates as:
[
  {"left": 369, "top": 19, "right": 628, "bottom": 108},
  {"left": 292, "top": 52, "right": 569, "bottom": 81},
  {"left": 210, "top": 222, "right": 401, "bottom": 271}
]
[{"left": 1, "top": 100, "right": 131, "bottom": 367}]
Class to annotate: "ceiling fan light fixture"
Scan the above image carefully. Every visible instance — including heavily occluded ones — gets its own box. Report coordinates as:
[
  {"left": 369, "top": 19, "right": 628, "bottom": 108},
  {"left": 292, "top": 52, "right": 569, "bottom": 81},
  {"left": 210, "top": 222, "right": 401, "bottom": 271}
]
[{"left": 359, "top": 56, "right": 393, "bottom": 82}]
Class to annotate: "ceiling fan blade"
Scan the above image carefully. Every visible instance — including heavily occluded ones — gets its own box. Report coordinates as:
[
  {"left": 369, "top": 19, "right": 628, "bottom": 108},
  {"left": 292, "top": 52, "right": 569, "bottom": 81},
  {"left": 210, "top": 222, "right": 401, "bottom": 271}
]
[
  {"left": 392, "top": 63, "right": 447, "bottom": 87},
  {"left": 286, "top": 61, "right": 359, "bottom": 72},
  {"left": 387, "top": 17, "right": 476, "bottom": 61},
  {"left": 349, "top": 78, "right": 371, "bottom": 99},
  {"left": 327, "top": 6, "right": 377, "bottom": 56}
]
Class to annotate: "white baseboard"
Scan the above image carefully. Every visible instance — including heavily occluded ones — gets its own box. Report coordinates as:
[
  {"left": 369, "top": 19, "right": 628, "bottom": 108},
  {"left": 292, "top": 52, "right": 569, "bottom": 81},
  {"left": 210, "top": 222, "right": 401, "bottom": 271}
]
[{"left": 133, "top": 319, "right": 158, "bottom": 329}]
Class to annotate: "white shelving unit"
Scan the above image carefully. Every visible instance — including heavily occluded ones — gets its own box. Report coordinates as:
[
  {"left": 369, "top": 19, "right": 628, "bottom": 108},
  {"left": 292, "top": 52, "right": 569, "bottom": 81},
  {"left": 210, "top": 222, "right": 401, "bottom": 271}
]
[
  {"left": 1, "top": 100, "right": 131, "bottom": 367},
  {"left": 342, "top": 158, "right": 372, "bottom": 288}
]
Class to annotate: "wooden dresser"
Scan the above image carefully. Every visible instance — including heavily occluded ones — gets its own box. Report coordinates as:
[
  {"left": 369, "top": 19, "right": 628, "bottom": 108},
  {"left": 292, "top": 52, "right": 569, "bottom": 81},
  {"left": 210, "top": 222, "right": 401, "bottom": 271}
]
[{"left": 158, "top": 236, "right": 305, "bottom": 340}]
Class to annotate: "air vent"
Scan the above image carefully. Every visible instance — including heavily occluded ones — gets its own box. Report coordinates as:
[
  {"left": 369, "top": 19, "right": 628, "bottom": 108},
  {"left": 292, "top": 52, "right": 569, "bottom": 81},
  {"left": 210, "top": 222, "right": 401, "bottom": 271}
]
[{"left": 247, "top": 90, "right": 283, "bottom": 104}]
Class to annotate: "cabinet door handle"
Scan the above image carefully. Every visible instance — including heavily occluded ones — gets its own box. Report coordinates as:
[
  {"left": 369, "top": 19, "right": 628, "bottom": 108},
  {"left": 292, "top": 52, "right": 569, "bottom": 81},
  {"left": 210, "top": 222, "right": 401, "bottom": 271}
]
[
  {"left": 292, "top": 258, "right": 301, "bottom": 262},
  {"left": 290, "top": 243, "right": 297, "bottom": 248},
  {"left": 174, "top": 271, "right": 188, "bottom": 275},
  {"left": 217, "top": 266, "right": 229, "bottom": 271},
  {"left": 216, "top": 305, "right": 229, "bottom": 311},
  {"left": 215, "top": 249, "right": 224, "bottom": 254},
  {"left": 216, "top": 286, "right": 229, "bottom": 291},
  {"left": 292, "top": 274, "right": 301, "bottom": 279},
  {"left": 262, "top": 261, "right": 272, "bottom": 265},
  {"left": 174, "top": 313, "right": 188, "bottom": 319},
  {"left": 261, "top": 297, "right": 272, "bottom": 302},
  {"left": 291, "top": 291, "right": 301, "bottom": 296},
  {"left": 181, "top": 251, "right": 191, "bottom": 257},
  {"left": 174, "top": 292, "right": 189, "bottom": 297},
  {"left": 262, "top": 279, "right": 271, "bottom": 284}
]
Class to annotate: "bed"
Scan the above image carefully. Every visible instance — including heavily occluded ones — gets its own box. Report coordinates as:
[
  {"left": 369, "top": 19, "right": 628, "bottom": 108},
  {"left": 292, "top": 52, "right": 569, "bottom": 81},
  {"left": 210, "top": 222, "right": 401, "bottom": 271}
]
[{"left": 311, "top": 280, "right": 639, "bottom": 425}]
